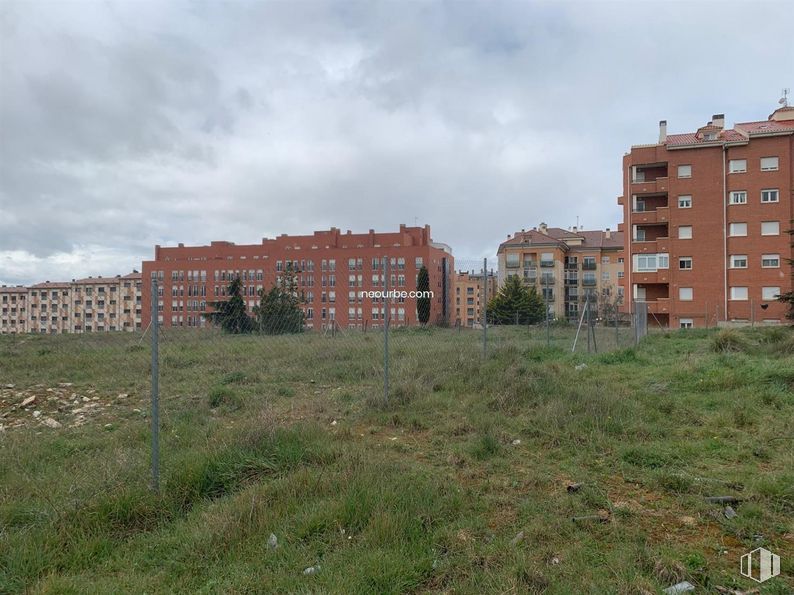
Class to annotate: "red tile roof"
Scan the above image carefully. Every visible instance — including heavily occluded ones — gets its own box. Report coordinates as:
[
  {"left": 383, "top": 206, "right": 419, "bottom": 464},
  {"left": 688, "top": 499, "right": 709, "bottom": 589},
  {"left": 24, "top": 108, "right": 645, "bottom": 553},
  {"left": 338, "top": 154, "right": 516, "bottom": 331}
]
[{"left": 498, "top": 227, "right": 623, "bottom": 253}]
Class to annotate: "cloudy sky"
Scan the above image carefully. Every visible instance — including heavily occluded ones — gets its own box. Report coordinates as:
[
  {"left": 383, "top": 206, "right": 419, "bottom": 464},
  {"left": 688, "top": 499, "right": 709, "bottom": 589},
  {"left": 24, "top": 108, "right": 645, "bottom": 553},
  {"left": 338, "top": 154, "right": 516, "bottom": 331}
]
[{"left": 1, "top": 0, "right": 792, "bottom": 285}]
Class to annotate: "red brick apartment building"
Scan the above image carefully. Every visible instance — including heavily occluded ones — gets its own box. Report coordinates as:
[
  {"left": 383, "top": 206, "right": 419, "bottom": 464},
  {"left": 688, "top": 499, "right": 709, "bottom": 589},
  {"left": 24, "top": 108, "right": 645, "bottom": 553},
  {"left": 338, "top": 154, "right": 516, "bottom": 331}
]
[
  {"left": 141, "top": 225, "right": 454, "bottom": 331},
  {"left": 619, "top": 106, "right": 794, "bottom": 328}
]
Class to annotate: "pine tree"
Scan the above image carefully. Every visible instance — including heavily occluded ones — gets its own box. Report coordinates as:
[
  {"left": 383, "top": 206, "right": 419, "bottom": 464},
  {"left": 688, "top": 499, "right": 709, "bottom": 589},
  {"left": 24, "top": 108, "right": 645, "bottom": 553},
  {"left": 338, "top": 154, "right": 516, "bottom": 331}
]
[
  {"left": 487, "top": 275, "right": 545, "bottom": 324},
  {"left": 416, "top": 265, "right": 431, "bottom": 325},
  {"left": 204, "top": 276, "right": 254, "bottom": 333}
]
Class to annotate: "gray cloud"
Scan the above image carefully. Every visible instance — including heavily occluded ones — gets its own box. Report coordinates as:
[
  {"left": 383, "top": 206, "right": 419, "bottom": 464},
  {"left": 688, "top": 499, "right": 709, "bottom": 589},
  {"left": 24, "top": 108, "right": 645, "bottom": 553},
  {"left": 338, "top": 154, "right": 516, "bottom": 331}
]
[{"left": 1, "top": 0, "right": 792, "bottom": 285}]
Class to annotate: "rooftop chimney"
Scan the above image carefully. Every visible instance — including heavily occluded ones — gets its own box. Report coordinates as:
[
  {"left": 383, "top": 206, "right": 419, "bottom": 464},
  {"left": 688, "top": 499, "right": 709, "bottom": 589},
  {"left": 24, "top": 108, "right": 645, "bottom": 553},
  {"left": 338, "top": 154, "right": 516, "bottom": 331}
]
[
  {"left": 605, "top": 228, "right": 611, "bottom": 239},
  {"left": 659, "top": 120, "right": 667, "bottom": 143},
  {"left": 712, "top": 114, "right": 725, "bottom": 129},
  {"left": 539, "top": 222, "right": 548, "bottom": 234}
]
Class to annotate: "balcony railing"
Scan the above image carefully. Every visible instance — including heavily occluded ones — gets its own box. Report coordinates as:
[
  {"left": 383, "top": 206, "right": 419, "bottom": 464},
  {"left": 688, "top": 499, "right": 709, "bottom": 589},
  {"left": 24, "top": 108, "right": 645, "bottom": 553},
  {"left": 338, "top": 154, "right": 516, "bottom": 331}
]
[
  {"left": 582, "top": 262, "right": 597, "bottom": 271},
  {"left": 540, "top": 275, "right": 555, "bottom": 285},
  {"left": 564, "top": 274, "right": 578, "bottom": 286},
  {"left": 540, "top": 260, "right": 555, "bottom": 268},
  {"left": 582, "top": 277, "right": 597, "bottom": 287}
]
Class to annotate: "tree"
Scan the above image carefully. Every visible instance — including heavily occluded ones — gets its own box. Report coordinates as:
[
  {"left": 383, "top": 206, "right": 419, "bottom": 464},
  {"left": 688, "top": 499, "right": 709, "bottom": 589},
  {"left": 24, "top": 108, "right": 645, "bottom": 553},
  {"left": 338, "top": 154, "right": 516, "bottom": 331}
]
[
  {"left": 777, "top": 224, "right": 794, "bottom": 320},
  {"left": 204, "top": 276, "right": 253, "bottom": 333},
  {"left": 253, "top": 263, "right": 305, "bottom": 334},
  {"left": 417, "top": 265, "right": 431, "bottom": 325},
  {"left": 487, "top": 275, "right": 545, "bottom": 324}
]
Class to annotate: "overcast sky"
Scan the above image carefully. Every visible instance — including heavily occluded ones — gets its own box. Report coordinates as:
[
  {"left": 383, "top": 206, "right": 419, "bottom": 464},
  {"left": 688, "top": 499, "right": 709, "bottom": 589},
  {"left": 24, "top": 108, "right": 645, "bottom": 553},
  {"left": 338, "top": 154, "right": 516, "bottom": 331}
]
[{"left": 1, "top": 1, "right": 792, "bottom": 285}]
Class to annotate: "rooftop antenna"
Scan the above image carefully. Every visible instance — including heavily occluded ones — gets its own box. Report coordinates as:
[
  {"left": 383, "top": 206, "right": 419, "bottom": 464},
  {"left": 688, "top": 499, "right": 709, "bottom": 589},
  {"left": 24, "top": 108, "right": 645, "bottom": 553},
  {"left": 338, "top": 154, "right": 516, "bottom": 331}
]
[{"left": 780, "top": 88, "right": 790, "bottom": 107}]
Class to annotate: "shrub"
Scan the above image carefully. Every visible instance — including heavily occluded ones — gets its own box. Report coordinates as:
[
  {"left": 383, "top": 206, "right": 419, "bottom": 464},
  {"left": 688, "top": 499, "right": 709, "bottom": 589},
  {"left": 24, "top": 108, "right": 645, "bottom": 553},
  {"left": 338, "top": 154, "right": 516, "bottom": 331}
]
[
  {"left": 711, "top": 329, "right": 747, "bottom": 353},
  {"left": 208, "top": 386, "right": 239, "bottom": 408}
]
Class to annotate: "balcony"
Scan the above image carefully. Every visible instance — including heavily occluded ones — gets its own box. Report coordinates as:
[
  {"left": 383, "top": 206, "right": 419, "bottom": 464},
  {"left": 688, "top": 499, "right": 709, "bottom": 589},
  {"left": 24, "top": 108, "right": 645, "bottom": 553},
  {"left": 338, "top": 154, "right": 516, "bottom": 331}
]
[
  {"left": 564, "top": 274, "right": 579, "bottom": 286},
  {"left": 540, "top": 260, "right": 555, "bottom": 268},
  {"left": 540, "top": 275, "right": 556, "bottom": 285},
  {"left": 646, "top": 298, "right": 671, "bottom": 314},
  {"left": 582, "top": 261, "right": 597, "bottom": 271},
  {"left": 632, "top": 206, "right": 670, "bottom": 225},
  {"left": 632, "top": 270, "right": 670, "bottom": 284},
  {"left": 631, "top": 237, "right": 670, "bottom": 254},
  {"left": 582, "top": 277, "right": 597, "bottom": 287},
  {"left": 632, "top": 177, "right": 669, "bottom": 195}
]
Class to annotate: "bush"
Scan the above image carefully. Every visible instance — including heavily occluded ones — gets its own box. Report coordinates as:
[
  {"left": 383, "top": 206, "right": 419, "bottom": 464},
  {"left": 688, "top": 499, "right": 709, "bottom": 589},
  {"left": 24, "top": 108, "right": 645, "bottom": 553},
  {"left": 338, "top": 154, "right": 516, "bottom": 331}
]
[
  {"left": 711, "top": 329, "right": 747, "bottom": 353},
  {"left": 208, "top": 386, "right": 239, "bottom": 408}
]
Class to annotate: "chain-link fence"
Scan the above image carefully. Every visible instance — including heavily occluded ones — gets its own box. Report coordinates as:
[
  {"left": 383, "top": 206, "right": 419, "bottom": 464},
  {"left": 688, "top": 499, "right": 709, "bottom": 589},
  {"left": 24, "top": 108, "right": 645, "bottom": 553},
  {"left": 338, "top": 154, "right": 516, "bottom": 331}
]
[{"left": 1, "top": 258, "right": 649, "bottom": 488}]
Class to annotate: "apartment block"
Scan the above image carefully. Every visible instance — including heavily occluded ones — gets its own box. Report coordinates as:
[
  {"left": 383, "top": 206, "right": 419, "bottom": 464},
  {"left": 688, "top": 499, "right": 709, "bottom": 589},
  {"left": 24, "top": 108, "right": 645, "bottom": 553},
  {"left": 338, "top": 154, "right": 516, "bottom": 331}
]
[
  {"left": 497, "top": 223, "right": 624, "bottom": 321},
  {"left": 0, "top": 286, "right": 28, "bottom": 334},
  {"left": 619, "top": 106, "right": 794, "bottom": 327},
  {"left": 141, "top": 225, "right": 454, "bottom": 331},
  {"left": 453, "top": 270, "right": 498, "bottom": 327},
  {"left": 0, "top": 272, "right": 142, "bottom": 334}
]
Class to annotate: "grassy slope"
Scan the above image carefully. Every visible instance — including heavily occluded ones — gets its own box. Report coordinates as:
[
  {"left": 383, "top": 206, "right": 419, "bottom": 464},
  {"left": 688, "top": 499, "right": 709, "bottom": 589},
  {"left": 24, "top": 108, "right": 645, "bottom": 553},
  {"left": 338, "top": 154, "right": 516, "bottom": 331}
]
[{"left": 0, "top": 327, "right": 792, "bottom": 594}]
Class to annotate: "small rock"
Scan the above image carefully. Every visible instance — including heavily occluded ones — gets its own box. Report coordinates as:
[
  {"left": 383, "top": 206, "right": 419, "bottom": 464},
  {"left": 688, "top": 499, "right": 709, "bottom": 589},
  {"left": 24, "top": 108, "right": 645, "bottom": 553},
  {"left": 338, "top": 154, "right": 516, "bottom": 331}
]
[
  {"left": 575, "top": 363, "right": 588, "bottom": 371},
  {"left": 551, "top": 557, "right": 560, "bottom": 565},
  {"left": 82, "top": 396, "right": 90, "bottom": 402},
  {"left": 511, "top": 439, "right": 521, "bottom": 446},
  {"left": 724, "top": 506, "right": 737, "bottom": 519},
  {"left": 118, "top": 393, "right": 129, "bottom": 399},
  {"left": 5, "top": 384, "right": 15, "bottom": 389},
  {"left": 21, "top": 396, "right": 36, "bottom": 407},
  {"left": 663, "top": 581, "right": 695, "bottom": 594},
  {"left": 42, "top": 417, "right": 61, "bottom": 429},
  {"left": 566, "top": 482, "right": 583, "bottom": 493},
  {"left": 104, "top": 423, "right": 113, "bottom": 430},
  {"left": 133, "top": 408, "right": 142, "bottom": 413},
  {"left": 33, "top": 410, "right": 41, "bottom": 418},
  {"left": 680, "top": 515, "right": 696, "bottom": 526},
  {"left": 303, "top": 565, "right": 321, "bottom": 576},
  {"left": 59, "top": 383, "right": 73, "bottom": 387},
  {"left": 267, "top": 533, "right": 278, "bottom": 549},
  {"left": 509, "top": 531, "right": 524, "bottom": 546},
  {"left": 330, "top": 420, "right": 337, "bottom": 426}
]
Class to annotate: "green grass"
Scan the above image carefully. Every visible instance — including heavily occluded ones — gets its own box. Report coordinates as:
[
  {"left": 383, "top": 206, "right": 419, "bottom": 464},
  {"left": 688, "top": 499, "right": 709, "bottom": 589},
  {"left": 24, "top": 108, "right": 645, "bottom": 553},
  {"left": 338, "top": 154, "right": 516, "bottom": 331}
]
[{"left": 1, "top": 326, "right": 793, "bottom": 593}]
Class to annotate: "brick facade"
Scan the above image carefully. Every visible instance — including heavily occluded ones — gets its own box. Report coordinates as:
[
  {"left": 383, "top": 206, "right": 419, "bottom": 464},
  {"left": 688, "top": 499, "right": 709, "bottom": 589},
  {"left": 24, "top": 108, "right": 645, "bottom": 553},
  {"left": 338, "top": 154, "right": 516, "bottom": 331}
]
[
  {"left": 619, "top": 107, "right": 794, "bottom": 327},
  {"left": 140, "top": 225, "right": 453, "bottom": 331}
]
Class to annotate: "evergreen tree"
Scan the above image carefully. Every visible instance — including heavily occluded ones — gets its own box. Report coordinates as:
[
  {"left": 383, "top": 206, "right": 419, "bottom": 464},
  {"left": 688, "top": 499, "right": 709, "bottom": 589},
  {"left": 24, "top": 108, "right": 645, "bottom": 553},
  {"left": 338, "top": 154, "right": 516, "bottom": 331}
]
[
  {"left": 416, "top": 265, "right": 431, "bottom": 325},
  {"left": 487, "top": 275, "right": 545, "bottom": 324},
  {"left": 253, "top": 263, "right": 304, "bottom": 334},
  {"left": 204, "top": 276, "right": 254, "bottom": 333}
]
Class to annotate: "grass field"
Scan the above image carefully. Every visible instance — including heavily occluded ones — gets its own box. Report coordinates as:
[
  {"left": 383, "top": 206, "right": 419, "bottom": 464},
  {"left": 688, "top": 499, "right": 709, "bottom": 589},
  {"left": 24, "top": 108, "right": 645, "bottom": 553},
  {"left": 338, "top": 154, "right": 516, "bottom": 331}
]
[{"left": 1, "top": 326, "right": 793, "bottom": 593}]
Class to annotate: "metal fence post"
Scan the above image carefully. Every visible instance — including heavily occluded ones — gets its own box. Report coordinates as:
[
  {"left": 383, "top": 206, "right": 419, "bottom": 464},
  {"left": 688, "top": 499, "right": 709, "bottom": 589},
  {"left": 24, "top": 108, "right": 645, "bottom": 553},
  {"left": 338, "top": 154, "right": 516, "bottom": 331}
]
[
  {"left": 383, "top": 256, "right": 389, "bottom": 404},
  {"left": 482, "top": 258, "right": 487, "bottom": 358},
  {"left": 545, "top": 284, "right": 550, "bottom": 347},
  {"left": 150, "top": 278, "right": 160, "bottom": 493}
]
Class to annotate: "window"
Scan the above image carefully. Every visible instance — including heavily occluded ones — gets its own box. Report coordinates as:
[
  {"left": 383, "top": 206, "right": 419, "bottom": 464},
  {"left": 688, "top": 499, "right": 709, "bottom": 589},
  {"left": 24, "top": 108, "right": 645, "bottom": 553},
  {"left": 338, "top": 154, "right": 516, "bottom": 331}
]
[
  {"left": 679, "top": 287, "right": 693, "bottom": 301},
  {"left": 678, "top": 195, "right": 692, "bottom": 208},
  {"left": 633, "top": 253, "right": 668, "bottom": 272},
  {"left": 730, "top": 255, "right": 748, "bottom": 269},
  {"left": 505, "top": 253, "right": 520, "bottom": 268},
  {"left": 679, "top": 257, "right": 693, "bottom": 270},
  {"left": 678, "top": 226, "right": 692, "bottom": 239},
  {"left": 729, "top": 191, "right": 747, "bottom": 205},
  {"left": 760, "top": 156, "right": 779, "bottom": 171},
  {"left": 677, "top": 164, "right": 692, "bottom": 178},
  {"left": 729, "top": 159, "right": 747, "bottom": 173},
  {"left": 761, "top": 189, "right": 779, "bottom": 203},
  {"left": 729, "top": 223, "right": 747, "bottom": 237},
  {"left": 761, "top": 254, "right": 780, "bottom": 268},
  {"left": 761, "top": 221, "right": 780, "bottom": 236},
  {"left": 762, "top": 287, "right": 781, "bottom": 301},
  {"left": 680, "top": 318, "right": 694, "bottom": 329},
  {"left": 730, "top": 287, "right": 748, "bottom": 301},
  {"left": 635, "top": 228, "right": 646, "bottom": 241}
]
